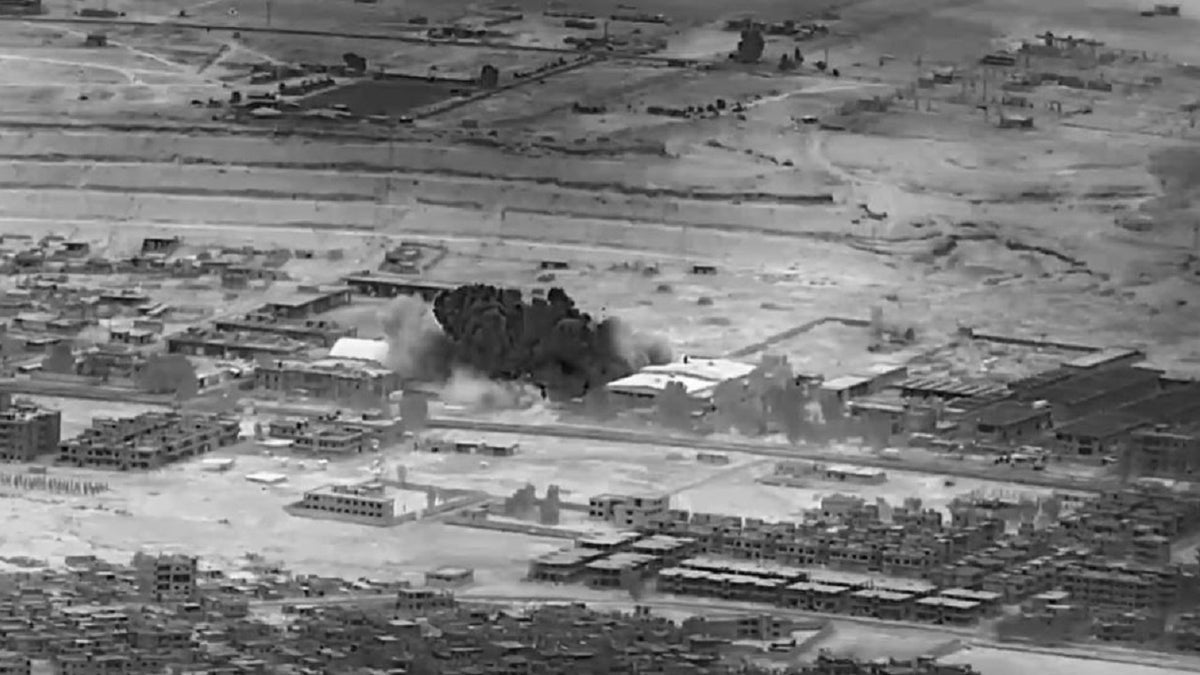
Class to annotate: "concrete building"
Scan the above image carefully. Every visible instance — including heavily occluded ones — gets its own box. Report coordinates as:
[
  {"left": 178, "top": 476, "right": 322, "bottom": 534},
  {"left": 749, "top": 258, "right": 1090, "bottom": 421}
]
[
  {"left": 0, "top": 395, "right": 61, "bottom": 461},
  {"left": 213, "top": 313, "right": 356, "bottom": 347},
  {"left": 167, "top": 328, "right": 307, "bottom": 360},
  {"left": 1054, "top": 412, "right": 1148, "bottom": 457},
  {"left": 268, "top": 413, "right": 404, "bottom": 449},
  {"left": 292, "top": 481, "right": 404, "bottom": 524},
  {"left": 1128, "top": 423, "right": 1200, "bottom": 478},
  {"left": 1017, "top": 366, "right": 1161, "bottom": 423},
  {"left": 342, "top": 272, "right": 457, "bottom": 301},
  {"left": 59, "top": 412, "right": 240, "bottom": 470},
  {"left": 260, "top": 286, "right": 353, "bottom": 320},
  {"left": 292, "top": 424, "right": 372, "bottom": 454},
  {"left": 133, "top": 553, "right": 198, "bottom": 601},
  {"left": 253, "top": 358, "right": 402, "bottom": 401},
  {"left": 1063, "top": 347, "right": 1146, "bottom": 372},
  {"left": 528, "top": 548, "right": 605, "bottom": 583},
  {"left": 394, "top": 587, "right": 456, "bottom": 613},
  {"left": 895, "top": 376, "right": 1010, "bottom": 402},
  {"left": 588, "top": 493, "right": 671, "bottom": 528},
  {"left": 967, "top": 400, "right": 1053, "bottom": 444},
  {"left": 606, "top": 357, "right": 757, "bottom": 406},
  {"left": 583, "top": 552, "right": 658, "bottom": 588}
]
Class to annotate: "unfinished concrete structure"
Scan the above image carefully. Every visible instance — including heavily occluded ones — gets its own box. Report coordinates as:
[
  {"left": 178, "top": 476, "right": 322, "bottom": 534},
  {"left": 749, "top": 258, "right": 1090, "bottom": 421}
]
[
  {"left": 0, "top": 393, "right": 61, "bottom": 461},
  {"left": 289, "top": 481, "right": 415, "bottom": 525},
  {"left": 59, "top": 412, "right": 240, "bottom": 470},
  {"left": 267, "top": 413, "right": 403, "bottom": 452},
  {"left": 132, "top": 552, "right": 198, "bottom": 602}
]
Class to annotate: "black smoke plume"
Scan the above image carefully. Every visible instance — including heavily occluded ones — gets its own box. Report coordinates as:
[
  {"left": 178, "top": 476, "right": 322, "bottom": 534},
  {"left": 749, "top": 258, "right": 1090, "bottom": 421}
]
[{"left": 428, "top": 284, "right": 671, "bottom": 398}]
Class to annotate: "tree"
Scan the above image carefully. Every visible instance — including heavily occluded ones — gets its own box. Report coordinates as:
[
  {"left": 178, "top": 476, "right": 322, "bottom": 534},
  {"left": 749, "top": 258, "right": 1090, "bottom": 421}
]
[{"left": 42, "top": 342, "right": 74, "bottom": 375}]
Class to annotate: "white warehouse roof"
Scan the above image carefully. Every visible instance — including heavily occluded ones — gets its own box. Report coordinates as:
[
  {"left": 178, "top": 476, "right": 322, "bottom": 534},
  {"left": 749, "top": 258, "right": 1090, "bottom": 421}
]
[
  {"left": 328, "top": 337, "right": 390, "bottom": 364},
  {"left": 606, "top": 357, "right": 756, "bottom": 400}
]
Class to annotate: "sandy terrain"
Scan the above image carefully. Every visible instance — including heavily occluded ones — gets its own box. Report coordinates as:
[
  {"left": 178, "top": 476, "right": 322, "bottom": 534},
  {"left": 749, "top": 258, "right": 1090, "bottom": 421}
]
[
  {"left": 672, "top": 460, "right": 1056, "bottom": 520},
  {"left": 0, "top": 0, "right": 1199, "bottom": 668}
]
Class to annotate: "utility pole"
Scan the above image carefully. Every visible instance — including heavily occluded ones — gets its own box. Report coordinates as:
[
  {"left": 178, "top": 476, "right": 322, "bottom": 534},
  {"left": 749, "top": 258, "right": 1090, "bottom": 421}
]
[{"left": 266, "top": 0, "right": 272, "bottom": 26}]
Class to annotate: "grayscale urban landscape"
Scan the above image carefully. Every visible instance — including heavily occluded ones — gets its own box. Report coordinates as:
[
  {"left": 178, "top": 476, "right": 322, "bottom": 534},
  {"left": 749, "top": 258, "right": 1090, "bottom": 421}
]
[{"left": 0, "top": 0, "right": 1197, "bottom": 671}]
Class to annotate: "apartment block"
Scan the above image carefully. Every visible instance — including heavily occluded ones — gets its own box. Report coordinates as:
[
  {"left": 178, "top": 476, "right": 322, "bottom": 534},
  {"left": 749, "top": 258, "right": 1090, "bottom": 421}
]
[
  {"left": 0, "top": 396, "right": 61, "bottom": 461},
  {"left": 588, "top": 493, "right": 670, "bottom": 529},
  {"left": 59, "top": 412, "right": 240, "bottom": 470},
  {"left": 133, "top": 553, "right": 198, "bottom": 602},
  {"left": 1128, "top": 423, "right": 1200, "bottom": 478}
]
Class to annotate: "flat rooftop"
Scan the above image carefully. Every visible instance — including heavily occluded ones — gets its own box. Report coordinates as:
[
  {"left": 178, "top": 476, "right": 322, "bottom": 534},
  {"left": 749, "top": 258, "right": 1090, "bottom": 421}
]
[
  {"left": 895, "top": 376, "right": 1009, "bottom": 399},
  {"left": 973, "top": 400, "right": 1049, "bottom": 427},
  {"left": 1024, "top": 366, "right": 1158, "bottom": 406},
  {"left": 1063, "top": 347, "right": 1143, "bottom": 370},
  {"left": 585, "top": 553, "right": 658, "bottom": 571}
]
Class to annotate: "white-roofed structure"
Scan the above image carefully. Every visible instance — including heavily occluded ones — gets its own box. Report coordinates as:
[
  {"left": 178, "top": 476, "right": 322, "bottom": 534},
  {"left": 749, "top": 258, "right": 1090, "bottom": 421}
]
[
  {"left": 328, "top": 337, "right": 390, "bottom": 364},
  {"left": 605, "top": 356, "right": 756, "bottom": 404}
]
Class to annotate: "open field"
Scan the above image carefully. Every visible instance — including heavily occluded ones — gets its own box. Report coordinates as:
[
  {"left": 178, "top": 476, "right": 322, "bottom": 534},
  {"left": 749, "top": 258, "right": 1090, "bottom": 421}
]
[
  {"left": 672, "top": 457, "right": 1058, "bottom": 520},
  {"left": 0, "top": 446, "right": 566, "bottom": 583},
  {"left": 395, "top": 429, "right": 763, "bottom": 502}
]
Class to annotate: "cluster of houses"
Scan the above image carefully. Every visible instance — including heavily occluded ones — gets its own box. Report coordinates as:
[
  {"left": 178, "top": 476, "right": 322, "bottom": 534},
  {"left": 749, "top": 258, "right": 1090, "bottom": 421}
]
[
  {"left": 0, "top": 553, "right": 983, "bottom": 674},
  {"left": 525, "top": 486, "right": 1200, "bottom": 642}
]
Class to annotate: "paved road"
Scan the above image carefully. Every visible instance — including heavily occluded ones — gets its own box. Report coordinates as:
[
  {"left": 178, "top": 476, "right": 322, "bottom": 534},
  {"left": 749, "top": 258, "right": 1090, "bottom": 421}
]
[{"left": 426, "top": 418, "right": 1111, "bottom": 493}]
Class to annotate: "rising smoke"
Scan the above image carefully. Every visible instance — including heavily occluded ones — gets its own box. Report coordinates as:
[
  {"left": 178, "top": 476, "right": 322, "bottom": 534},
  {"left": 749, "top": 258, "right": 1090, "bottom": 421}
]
[{"left": 377, "top": 284, "right": 672, "bottom": 402}]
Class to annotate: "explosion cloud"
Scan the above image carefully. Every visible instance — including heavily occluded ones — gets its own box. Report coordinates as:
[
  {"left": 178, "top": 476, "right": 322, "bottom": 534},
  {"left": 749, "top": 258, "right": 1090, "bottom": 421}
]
[{"left": 426, "top": 283, "right": 672, "bottom": 399}]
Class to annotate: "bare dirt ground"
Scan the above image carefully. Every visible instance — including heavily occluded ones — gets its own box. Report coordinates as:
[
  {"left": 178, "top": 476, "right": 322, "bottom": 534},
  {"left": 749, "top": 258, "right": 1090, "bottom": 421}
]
[{"left": 2, "top": 0, "right": 1200, "bottom": 667}]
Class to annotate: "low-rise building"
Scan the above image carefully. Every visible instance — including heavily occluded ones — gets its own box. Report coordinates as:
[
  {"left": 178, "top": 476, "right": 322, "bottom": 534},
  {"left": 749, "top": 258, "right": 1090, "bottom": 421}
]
[
  {"left": 343, "top": 273, "right": 457, "bottom": 301},
  {"left": 1127, "top": 423, "right": 1200, "bottom": 478},
  {"left": 253, "top": 358, "right": 401, "bottom": 401},
  {"left": 528, "top": 548, "right": 604, "bottom": 583},
  {"left": 213, "top": 313, "right": 356, "bottom": 347},
  {"left": 394, "top": 587, "right": 456, "bottom": 614},
  {"left": 291, "top": 481, "right": 411, "bottom": 525},
  {"left": 588, "top": 493, "right": 671, "bottom": 529},
  {"left": 59, "top": 412, "right": 240, "bottom": 470},
  {"left": 167, "top": 328, "right": 307, "bottom": 360},
  {"left": 583, "top": 552, "right": 658, "bottom": 588},
  {"left": 968, "top": 400, "right": 1053, "bottom": 444}
]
